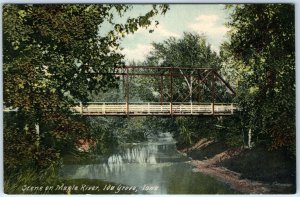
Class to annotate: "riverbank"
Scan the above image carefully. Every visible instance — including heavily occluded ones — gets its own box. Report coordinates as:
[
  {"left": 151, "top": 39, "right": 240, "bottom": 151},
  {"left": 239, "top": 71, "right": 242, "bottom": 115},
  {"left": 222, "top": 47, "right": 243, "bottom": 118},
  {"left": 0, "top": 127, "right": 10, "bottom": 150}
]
[{"left": 179, "top": 139, "right": 296, "bottom": 194}]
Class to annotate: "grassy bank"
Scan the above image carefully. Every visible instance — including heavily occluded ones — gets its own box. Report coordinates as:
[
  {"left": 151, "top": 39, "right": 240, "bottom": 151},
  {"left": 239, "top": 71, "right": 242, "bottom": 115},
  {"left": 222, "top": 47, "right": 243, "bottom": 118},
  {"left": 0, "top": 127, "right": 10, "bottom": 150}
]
[
  {"left": 219, "top": 146, "right": 296, "bottom": 185},
  {"left": 178, "top": 139, "right": 296, "bottom": 194}
]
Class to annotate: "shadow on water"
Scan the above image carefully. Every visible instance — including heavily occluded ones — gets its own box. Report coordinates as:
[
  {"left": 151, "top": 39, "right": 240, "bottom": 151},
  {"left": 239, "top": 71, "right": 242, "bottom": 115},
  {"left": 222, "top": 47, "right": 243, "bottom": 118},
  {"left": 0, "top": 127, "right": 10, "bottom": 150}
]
[{"left": 60, "top": 132, "right": 237, "bottom": 194}]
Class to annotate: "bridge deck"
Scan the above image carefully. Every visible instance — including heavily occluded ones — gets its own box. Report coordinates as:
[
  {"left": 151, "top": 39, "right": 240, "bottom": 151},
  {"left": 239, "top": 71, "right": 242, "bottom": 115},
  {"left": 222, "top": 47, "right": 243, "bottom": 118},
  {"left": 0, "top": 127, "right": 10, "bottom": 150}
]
[{"left": 71, "top": 102, "right": 237, "bottom": 116}]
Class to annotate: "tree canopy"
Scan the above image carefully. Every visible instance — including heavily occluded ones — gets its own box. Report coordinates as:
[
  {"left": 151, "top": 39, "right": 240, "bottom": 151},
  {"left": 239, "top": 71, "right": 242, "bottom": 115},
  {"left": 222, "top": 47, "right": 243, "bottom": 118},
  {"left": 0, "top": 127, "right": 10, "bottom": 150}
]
[
  {"left": 4, "top": 4, "right": 168, "bottom": 110},
  {"left": 146, "top": 32, "right": 220, "bottom": 68},
  {"left": 3, "top": 4, "right": 169, "bottom": 171},
  {"left": 143, "top": 32, "right": 223, "bottom": 103},
  {"left": 223, "top": 4, "right": 295, "bottom": 153}
]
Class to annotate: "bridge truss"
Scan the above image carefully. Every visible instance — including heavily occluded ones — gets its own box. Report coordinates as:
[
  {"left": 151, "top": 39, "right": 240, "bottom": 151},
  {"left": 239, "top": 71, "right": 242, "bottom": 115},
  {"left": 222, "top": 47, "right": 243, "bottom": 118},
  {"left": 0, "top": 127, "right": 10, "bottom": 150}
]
[{"left": 72, "top": 66, "right": 237, "bottom": 116}]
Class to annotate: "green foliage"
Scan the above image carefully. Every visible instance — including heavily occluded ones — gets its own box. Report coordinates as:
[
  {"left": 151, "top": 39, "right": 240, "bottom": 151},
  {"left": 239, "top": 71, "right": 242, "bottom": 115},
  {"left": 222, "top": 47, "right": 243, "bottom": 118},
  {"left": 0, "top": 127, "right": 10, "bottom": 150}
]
[
  {"left": 224, "top": 4, "right": 295, "bottom": 153},
  {"left": 216, "top": 115, "right": 244, "bottom": 147},
  {"left": 173, "top": 117, "right": 221, "bottom": 148},
  {"left": 3, "top": 4, "right": 169, "bottom": 176},
  {"left": 221, "top": 145, "right": 296, "bottom": 185},
  {"left": 4, "top": 4, "right": 168, "bottom": 109},
  {"left": 143, "top": 32, "right": 225, "bottom": 103},
  {"left": 146, "top": 32, "right": 220, "bottom": 68},
  {"left": 4, "top": 165, "right": 60, "bottom": 194},
  {"left": 3, "top": 113, "right": 61, "bottom": 174}
]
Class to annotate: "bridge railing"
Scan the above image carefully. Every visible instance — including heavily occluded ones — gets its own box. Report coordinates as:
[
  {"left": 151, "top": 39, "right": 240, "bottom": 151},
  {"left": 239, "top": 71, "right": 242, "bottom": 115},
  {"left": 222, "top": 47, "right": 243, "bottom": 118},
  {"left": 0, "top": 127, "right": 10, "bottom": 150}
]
[
  {"left": 71, "top": 102, "right": 237, "bottom": 116},
  {"left": 3, "top": 102, "right": 237, "bottom": 116}
]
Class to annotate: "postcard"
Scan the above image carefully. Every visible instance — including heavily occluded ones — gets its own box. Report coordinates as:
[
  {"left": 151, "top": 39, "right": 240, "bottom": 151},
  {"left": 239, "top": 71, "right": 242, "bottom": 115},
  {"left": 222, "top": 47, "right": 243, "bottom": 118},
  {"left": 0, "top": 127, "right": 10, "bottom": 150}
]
[{"left": 2, "top": 3, "right": 296, "bottom": 195}]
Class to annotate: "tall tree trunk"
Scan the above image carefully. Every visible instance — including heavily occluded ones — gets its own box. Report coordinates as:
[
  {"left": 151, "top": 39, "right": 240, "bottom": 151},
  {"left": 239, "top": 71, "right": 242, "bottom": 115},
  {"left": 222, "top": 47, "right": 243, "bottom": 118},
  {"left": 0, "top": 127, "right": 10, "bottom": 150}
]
[
  {"left": 35, "top": 123, "right": 40, "bottom": 148},
  {"left": 179, "top": 69, "right": 195, "bottom": 103},
  {"left": 248, "top": 128, "right": 252, "bottom": 148}
]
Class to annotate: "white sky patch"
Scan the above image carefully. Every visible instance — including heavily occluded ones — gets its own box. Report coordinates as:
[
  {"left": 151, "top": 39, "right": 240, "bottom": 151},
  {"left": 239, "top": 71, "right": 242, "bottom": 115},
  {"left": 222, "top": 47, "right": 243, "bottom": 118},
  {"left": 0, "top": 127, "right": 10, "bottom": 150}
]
[
  {"left": 153, "top": 24, "right": 180, "bottom": 38},
  {"left": 121, "top": 44, "right": 154, "bottom": 63},
  {"left": 126, "top": 22, "right": 180, "bottom": 40},
  {"left": 188, "top": 14, "right": 229, "bottom": 37},
  {"left": 210, "top": 44, "right": 220, "bottom": 54}
]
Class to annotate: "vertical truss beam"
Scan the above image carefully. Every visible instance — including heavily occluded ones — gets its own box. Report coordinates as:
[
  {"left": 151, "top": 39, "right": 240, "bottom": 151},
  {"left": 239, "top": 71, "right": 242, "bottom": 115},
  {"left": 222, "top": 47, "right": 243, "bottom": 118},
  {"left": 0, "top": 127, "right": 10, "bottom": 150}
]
[
  {"left": 160, "top": 75, "right": 163, "bottom": 105},
  {"left": 126, "top": 67, "right": 129, "bottom": 116},
  {"left": 212, "top": 72, "right": 215, "bottom": 115}
]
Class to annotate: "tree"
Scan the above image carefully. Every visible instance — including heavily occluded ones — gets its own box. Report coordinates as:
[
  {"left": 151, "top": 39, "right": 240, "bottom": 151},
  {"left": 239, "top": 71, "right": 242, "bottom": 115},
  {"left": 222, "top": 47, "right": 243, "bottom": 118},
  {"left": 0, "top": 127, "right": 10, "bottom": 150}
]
[
  {"left": 145, "top": 32, "right": 222, "bottom": 103},
  {"left": 141, "top": 32, "right": 233, "bottom": 146},
  {"left": 4, "top": 4, "right": 168, "bottom": 110},
  {"left": 224, "top": 4, "right": 295, "bottom": 153},
  {"left": 3, "top": 4, "right": 169, "bottom": 170}
]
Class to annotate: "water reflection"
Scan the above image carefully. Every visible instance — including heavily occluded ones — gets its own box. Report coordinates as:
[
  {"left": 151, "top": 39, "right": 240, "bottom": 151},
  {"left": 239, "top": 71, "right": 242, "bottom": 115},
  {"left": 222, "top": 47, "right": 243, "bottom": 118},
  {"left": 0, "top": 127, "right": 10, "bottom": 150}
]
[{"left": 61, "top": 132, "right": 236, "bottom": 194}]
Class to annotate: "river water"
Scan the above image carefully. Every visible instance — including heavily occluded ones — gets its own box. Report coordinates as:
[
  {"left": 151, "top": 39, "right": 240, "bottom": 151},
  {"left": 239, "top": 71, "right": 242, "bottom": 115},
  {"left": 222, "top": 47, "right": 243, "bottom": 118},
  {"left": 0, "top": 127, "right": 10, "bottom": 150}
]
[{"left": 60, "top": 133, "right": 236, "bottom": 194}]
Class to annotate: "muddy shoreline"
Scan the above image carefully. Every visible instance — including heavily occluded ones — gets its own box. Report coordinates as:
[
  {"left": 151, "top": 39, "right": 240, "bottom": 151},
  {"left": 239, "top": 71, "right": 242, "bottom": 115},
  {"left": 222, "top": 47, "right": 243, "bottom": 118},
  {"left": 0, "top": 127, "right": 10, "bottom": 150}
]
[{"left": 179, "top": 139, "right": 295, "bottom": 194}]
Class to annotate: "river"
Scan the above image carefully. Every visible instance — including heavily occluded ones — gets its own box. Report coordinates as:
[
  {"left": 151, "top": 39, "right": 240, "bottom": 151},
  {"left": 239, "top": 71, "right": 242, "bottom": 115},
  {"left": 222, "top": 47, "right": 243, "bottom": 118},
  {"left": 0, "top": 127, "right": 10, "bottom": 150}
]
[{"left": 60, "top": 132, "right": 237, "bottom": 194}]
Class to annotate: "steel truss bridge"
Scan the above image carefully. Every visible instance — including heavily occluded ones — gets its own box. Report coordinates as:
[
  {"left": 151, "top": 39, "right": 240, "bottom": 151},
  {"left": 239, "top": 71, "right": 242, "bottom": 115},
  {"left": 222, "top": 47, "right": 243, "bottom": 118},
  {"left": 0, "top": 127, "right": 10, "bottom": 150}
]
[
  {"left": 3, "top": 66, "right": 237, "bottom": 116},
  {"left": 71, "top": 66, "right": 237, "bottom": 116}
]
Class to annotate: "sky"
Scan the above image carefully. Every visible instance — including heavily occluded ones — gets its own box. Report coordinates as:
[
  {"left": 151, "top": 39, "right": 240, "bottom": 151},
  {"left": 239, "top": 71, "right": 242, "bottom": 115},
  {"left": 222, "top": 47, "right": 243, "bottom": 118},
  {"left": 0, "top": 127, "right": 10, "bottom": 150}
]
[{"left": 117, "top": 4, "right": 230, "bottom": 63}]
